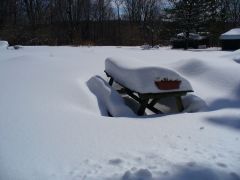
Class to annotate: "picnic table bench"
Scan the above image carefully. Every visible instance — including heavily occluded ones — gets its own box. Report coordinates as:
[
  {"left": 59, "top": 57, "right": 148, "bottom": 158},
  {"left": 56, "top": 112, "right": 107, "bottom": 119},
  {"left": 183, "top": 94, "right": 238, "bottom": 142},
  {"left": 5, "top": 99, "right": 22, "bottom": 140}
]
[{"left": 104, "top": 57, "right": 194, "bottom": 116}]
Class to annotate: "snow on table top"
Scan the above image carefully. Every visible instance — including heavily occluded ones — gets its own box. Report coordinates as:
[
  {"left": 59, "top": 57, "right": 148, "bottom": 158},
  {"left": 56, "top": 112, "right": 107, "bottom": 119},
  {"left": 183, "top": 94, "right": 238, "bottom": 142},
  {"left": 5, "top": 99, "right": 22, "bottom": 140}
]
[
  {"left": 220, "top": 28, "right": 240, "bottom": 40},
  {"left": 105, "top": 57, "right": 193, "bottom": 93}
]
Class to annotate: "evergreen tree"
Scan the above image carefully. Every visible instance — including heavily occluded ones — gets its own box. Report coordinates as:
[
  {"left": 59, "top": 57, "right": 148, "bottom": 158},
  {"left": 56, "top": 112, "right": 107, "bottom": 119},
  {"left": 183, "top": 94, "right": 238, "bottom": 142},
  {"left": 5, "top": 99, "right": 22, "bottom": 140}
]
[{"left": 169, "top": 0, "right": 210, "bottom": 49}]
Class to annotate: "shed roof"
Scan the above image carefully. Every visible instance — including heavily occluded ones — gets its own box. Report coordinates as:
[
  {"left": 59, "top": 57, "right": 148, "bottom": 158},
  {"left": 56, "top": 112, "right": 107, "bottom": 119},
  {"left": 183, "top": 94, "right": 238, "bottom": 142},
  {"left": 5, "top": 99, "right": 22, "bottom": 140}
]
[{"left": 220, "top": 28, "right": 240, "bottom": 40}]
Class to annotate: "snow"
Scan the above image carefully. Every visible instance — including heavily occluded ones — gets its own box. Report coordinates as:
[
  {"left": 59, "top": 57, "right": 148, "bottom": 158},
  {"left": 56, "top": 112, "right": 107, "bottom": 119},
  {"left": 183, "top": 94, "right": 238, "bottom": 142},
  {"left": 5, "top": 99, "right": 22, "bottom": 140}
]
[
  {"left": 105, "top": 57, "right": 193, "bottom": 93},
  {"left": 0, "top": 40, "right": 9, "bottom": 48},
  {"left": 220, "top": 28, "right": 240, "bottom": 40},
  {"left": 87, "top": 75, "right": 136, "bottom": 117},
  {"left": 177, "top": 33, "right": 204, "bottom": 40},
  {"left": 182, "top": 95, "right": 207, "bottom": 113},
  {"left": 0, "top": 46, "right": 240, "bottom": 180}
]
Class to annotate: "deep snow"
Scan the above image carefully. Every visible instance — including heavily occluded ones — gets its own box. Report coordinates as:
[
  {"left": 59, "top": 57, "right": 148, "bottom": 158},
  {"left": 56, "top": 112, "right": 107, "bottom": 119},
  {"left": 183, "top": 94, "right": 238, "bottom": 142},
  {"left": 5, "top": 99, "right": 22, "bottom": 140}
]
[
  {"left": 87, "top": 75, "right": 136, "bottom": 117},
  {"left": 0, "top": 46, "right": 240, "bottom": 180}
]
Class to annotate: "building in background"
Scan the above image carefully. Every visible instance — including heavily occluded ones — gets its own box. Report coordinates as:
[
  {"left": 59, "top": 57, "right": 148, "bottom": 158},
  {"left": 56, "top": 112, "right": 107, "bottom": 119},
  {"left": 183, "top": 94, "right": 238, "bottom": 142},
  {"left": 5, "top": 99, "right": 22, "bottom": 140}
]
[{"left": 220, "top": 28, "right": 240, "bottom": 51}]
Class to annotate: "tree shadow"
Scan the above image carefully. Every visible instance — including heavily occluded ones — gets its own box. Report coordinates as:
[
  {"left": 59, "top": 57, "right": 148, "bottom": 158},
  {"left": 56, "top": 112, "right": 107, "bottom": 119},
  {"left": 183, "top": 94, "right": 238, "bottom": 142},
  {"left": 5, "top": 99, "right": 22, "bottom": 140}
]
[
  {"left": 208, "top": 99, "right": 240, "bottom": 111},
  {"left": 208, "top": 84, "right": 240, "bottom": 111},
  {"left": 120, "top": 164, "right": 240, "bottom": 180},
  {"left": 205, "top": 84, "right": 240, "bottom": 131},
  {"left": 163, "top": 165, "right": 240, "bottom": 180},
  {"left": 234, "top": 59, "right": 240, "bottom": 64},
  {"left": 207, "top": 116, "right": 240, "bottom": 131}
]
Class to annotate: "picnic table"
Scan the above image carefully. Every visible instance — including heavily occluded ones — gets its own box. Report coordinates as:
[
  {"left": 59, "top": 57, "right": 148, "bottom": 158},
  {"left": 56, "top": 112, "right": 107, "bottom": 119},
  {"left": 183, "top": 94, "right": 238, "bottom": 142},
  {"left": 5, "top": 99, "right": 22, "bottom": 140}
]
[{"left": 105, "top": 57, "right": 194, "bottom": 116}]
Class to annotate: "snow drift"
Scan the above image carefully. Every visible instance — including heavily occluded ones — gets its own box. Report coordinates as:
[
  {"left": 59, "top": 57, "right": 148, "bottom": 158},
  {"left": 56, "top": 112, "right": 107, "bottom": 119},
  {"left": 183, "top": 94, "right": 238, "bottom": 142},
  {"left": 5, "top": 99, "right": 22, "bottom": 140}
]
[
  {"left": 87, "top": 76, "right": 136, "bottom": 117},
  {"left": 0, "top": 46, "right": 240, "bottom": 180},
  {"left": 105, "top": 57, "right": 193, "bottom": 93}
]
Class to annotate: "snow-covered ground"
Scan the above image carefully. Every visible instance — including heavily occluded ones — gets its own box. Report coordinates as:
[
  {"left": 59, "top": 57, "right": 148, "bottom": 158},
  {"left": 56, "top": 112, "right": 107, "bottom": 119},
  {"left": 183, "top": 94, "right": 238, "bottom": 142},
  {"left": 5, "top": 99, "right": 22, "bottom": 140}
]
[{"left": 0, "top": 46, "right": 239, "bottom": 180}]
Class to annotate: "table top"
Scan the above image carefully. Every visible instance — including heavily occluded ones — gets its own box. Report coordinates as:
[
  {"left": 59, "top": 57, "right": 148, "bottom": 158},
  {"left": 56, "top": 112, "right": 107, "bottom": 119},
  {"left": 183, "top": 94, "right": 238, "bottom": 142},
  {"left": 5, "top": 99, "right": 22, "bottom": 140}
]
[{"left": 105, "top": 57, "right": 193, "bottom": 94}]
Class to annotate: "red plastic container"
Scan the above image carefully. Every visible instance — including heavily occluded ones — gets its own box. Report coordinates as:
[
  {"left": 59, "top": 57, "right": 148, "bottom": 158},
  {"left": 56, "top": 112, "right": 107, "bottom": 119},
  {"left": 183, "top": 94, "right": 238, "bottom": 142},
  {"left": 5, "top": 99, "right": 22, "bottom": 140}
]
[{"left": 155, "top": 80, "right": 181, "bottom": 90}]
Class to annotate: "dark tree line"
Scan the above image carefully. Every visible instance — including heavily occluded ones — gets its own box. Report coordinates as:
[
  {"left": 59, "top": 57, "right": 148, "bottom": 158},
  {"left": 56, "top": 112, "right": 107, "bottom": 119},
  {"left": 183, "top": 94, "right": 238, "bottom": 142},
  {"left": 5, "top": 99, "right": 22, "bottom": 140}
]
[
  {"left": 168, "top": 0, "right": 240, "bottom": 48},
  {"left": 0, "top": 0, "right": 240, "bottom": 46}
]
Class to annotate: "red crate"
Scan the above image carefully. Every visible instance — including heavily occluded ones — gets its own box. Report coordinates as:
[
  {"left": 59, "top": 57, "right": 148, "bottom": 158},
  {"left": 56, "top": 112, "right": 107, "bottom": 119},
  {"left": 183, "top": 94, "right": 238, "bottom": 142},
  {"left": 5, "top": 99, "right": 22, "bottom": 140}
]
[{"left": 155, "top": 80, "right": 181, "bottom": 90}]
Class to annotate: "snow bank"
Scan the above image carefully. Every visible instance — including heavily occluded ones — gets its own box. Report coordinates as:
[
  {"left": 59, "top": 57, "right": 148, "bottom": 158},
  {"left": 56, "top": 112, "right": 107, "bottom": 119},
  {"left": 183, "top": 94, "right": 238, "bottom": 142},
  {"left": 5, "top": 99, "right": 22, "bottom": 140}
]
[
  {"left": 174, "top": 57, "right": 240, "bottom": 97},
  {"left": 220, "top": 28, "right": 240, "bottom": 40},
  {"left": 105, "top": 57, "right": 193, "bottom": 93},
  {"left": 87, "top": 76, "right": 136, "bottom": 117},
  {"left": 0, "top": 41, "right": 9, "bottom": 48},
  {"left": 183, "top": 95, "right": 207, "bottom": 113},
  {"left": 221, "top": 49, "right": 240, "bottom": 63}
]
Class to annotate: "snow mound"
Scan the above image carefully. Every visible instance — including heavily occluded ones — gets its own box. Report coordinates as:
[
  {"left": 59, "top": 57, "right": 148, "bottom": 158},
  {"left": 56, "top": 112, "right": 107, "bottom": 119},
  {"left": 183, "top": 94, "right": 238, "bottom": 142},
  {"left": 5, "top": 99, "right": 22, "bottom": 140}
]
[
  {"left": 174, "top": 59, "right": 211, "bottom": 76},
  {"left": 175, "top": 58, "right": 240, "bottom": 90},
  {"left": 230, "top": 49, "right": 240, "bottom": 63},
  {"left": 87, "top": 76, "right": 136, "bottom": 117},
  {"left": 222, "top": 49, "right": 240, "bottom": 62},
  {"left": 0, "top": 41, "right": 9, "bottom": 49},
  {"left": 174, "top": 57, "right": 240, "bottom": 111},
  {"left": 105, "top": 57, "right": 193, "bottom": 93},
  {"left": 183, "top": 95, "right": 207, "bottom": 113}
]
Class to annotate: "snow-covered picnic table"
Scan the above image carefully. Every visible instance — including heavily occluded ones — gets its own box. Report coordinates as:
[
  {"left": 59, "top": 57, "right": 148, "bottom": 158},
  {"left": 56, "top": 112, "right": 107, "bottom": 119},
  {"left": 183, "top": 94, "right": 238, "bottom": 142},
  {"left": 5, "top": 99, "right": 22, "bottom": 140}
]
[{"left": 105, "top": 57, "right": 193, "bottom": 115}]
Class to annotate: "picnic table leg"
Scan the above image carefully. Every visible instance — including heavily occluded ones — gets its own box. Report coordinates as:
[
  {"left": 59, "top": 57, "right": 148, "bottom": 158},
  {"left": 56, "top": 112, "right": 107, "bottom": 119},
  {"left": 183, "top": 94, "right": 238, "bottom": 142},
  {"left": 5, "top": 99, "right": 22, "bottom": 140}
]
[
  {"left": 148, "top": 98, "right": 163, "bottom": 114},
  {"left": 107, "top": 111, "right": 113, "bottom": 117},
  {"left": 149, "top": 98, "right": 159, "bottom": 107},
  {"left": 108, "top": 77, "right": 114, "bottom": 86},
  {"left": 176, "top": 96, "right": 184, "bottom": 112},
  {"left": 137, "top": 99, "right": 149, "bottom": 115}
]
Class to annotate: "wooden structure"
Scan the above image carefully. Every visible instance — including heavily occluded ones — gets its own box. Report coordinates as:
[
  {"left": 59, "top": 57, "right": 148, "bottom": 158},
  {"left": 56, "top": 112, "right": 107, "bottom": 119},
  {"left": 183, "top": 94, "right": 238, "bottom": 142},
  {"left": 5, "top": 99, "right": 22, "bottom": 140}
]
[
  {"left": 220, "top": 28, "right": 240, "bottom": 51},
  {"left": 105, "top": 71, "right": 193, "bottom": 116}
]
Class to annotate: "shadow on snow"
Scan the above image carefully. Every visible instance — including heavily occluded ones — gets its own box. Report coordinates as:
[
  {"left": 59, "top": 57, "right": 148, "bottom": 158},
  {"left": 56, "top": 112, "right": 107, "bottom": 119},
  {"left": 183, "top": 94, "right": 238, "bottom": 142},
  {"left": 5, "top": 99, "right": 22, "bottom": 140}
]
[{"left": 120, "top": 164, "right": 240, "bottom": 180}]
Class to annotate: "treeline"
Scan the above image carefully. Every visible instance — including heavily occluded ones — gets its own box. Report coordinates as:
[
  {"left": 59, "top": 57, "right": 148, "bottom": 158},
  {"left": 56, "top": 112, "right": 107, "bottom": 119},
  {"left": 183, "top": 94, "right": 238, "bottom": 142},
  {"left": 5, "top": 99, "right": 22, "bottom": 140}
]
[{"left": 0, "top": 0, "right": 240, "bottom": 46}]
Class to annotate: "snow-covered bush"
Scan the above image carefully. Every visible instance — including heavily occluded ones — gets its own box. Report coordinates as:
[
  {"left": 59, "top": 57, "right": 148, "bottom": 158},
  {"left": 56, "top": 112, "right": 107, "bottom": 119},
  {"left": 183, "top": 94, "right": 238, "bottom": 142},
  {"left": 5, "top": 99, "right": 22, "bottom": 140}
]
[
  {"left": 141, "top": 44, "right": 152, "bottom": 50},
  {"left": 0, "top": 41, "right": 9, "bottom": 49},
  {"left": 7, "top": 45, "right": 23, "bottom": 50}
]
